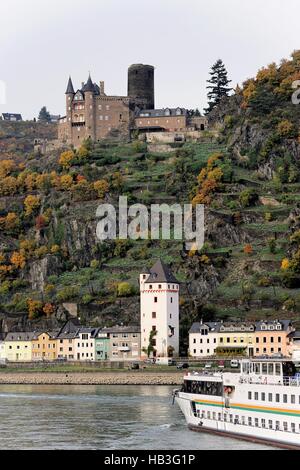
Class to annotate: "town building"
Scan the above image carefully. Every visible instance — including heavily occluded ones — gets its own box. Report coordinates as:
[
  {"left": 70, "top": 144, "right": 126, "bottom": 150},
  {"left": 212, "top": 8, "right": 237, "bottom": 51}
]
[
  {"left": 4, "top": 333, "right": 34, "bottom": 362},
  {"left": 74, "top": 328, "right": 99, "bottom": 361},
  {"left": 135, "top": 108, "right": 208, "bottom": 133},
  {"left": 56, "top": 319, "right": 81, "bottom": 361},
  {"left": 189, "top": 320, "right": 295, "bottom": 359},
  {"left": 189, "top": 322, "right": 222, "bottom": 358},
  {"left": 140, "top": 260, "right": 180, "bottom": 359},
  {"left": 2, "top": 113, "right": 22, "bottom": 122},
  {"left": 32, "top": 331, "right": 58, "bottom": 361},
  {"left": 95, "top": 330, "right": 110, "bottom": 361},
  {"left": 0, "top": 333, "right": 6, "bottom": 362},
  {"left": 102, "top": 326, "right": 140, "bottom": 362},
  {"left": 254, "top": 320, "right": 294, "bottom": 357}
]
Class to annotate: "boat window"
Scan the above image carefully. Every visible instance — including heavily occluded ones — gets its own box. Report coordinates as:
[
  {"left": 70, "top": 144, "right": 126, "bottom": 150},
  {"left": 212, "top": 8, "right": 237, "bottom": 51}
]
[
  {"left": 276, "top": 394, "right": 280, "bottom": 403},
  {"left": 248, "top": 417, "right": 252, "bottom": 426},
  {"left": 254, "top": 392, "right": 259, "bottom": 400},
  {"left": 248, "top": 391, "right": 252, "bottom": 400},
  {"left": 269, "top": 420, "right": 273, "bottom": 429},
  {"left": 276, "top": 421, "right": 280, "bottom": 431},
  {"left": 262, "top": 363, "right": 268, "bottom": 374},
  {"left": 262, "top": 419, "right": 266, "bottom": 428},
  {"left": 183, "top": 380, "right": 223, "bottom": 397},
  {"left": 268, "top": 363, "right": 274, "bottom": 375},
  {"left": 268, "top": 393, "right": 273, "bottom": 402},
  {"left": 283, "top": 394, "right": 288, "bottom": 404},
  {"left": 291, "top": 423, "right": 296, "bottom": 433},
  {"left": 255, "top": 418, "right": 259, "bottom": 427},
  {"left": 283, "top": 422, "right": 288, "bottom": 432},
  {"left": 261, "top": 393, "right": 266, "bottom": 401},
  {"left": 291, "top": 395, "right": 295, "bottom": 404},
  {"left": 254, "top": 363, "right": 261, "bottom": 374},
  {"left": 275, "top": 363, "right": 281, "bottom": 376},
  {"left": 218, "top": 413, "right": 222, "bottom": 421},
  {"left": 282, "top": 361, "right": 296, "bottom": 377}
]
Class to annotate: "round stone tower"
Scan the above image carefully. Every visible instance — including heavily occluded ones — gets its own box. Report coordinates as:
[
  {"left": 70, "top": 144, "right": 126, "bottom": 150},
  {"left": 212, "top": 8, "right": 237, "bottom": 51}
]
[{"left": 128, "top": 64, "right": 155, "bottom": 110}]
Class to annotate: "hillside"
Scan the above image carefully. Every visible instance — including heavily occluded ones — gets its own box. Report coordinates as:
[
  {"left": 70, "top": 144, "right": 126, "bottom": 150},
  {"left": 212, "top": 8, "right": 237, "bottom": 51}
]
[{"left": 1, "top": 51, "right": 300, "bottom": 353}]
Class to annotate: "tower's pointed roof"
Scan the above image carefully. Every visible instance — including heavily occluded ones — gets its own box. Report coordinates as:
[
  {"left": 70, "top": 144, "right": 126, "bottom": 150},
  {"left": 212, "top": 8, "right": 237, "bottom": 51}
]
[
  {"left": 65, "top": 76, "right": 75, "bottom": 94},
  {"left": 144, "top": 259, "right": 179, "bottom": 284},
  {"left": 83, "top": 73, "right": 95, "bottom": 93}
]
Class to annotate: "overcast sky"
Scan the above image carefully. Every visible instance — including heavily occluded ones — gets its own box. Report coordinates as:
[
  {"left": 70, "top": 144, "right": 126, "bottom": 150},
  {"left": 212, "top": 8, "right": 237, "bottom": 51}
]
[{"left": 0, "top": 0, "right": 299, "bottom": 119}]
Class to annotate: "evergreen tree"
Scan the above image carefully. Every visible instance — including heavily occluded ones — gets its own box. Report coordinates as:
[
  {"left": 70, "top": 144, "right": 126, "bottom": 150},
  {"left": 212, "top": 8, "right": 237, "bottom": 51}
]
[
  {"left": 204, "top": 59, "right": 233, "bottom": 115},
  {"left": 38, "top": 106, "right": 51, "bottom": 123}
]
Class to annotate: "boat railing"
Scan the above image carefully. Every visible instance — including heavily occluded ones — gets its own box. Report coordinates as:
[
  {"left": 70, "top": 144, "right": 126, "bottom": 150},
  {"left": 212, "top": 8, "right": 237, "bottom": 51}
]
[{"left": 239, "top": 375, "right": 300, "bottom": 387}]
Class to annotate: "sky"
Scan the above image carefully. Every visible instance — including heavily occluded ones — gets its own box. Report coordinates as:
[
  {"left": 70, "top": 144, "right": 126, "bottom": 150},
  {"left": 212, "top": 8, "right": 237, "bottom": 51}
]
[{"left": 0, "top": 0, "right": 300, "bottom": 119}]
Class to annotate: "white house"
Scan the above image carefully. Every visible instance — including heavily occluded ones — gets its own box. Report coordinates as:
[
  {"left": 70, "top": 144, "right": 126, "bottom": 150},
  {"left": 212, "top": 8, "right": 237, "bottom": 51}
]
[
  {"left": 74, "top": 328, "right": 98, "bottom": 361},
  {"left": 140, "top": 260, "right": 179, "bottom": 359},
  {"left": 0, "top": 334, "right": 6, "bottom": 362},
  {"left": 189, "top": 322, "right": 220, "bottom": 358}
]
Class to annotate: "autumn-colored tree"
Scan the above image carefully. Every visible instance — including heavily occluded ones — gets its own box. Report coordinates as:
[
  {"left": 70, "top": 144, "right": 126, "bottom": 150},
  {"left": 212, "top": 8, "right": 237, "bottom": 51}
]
[
  {"left": 277, "top": 120, "right": 295, "bottom": 138},
  {"left": 59, "top": 150, "right": 75, "bottom": 169},
  {"left": 20, "top": 239, "right": 36, "bottom": 256},
  {"left": 60, "top": 174, "right": 73, "bottom": 190},
  {"left": 24, "top": 173, "right": 37, "bottom": 192},
  {"left": 4, "top": 212, "right": 20, "bottom": 231},
  {"left": 35, "top": 215, "right": 47, "bottom": 230},
  {"left": 244, "top": 244, "right": 253, "bottom": 255},
  {"left": 0, "top": 176, "right": 18, "bottom": 196},
  {"left": 50, "top": 245, "right": 60, "bottom": 254},
  {"left": 0, "top": 160, "right": 15, "bottom": 178},
  {"left": 94, "top": 179, "right": 110, "bottom": 199},
  {"left": 27, "top": 298, "right": 43, "bottom": 320},
  {"left": 24, "top": 195, "right": 41, "bottom": 216},
  {"left": 43, "top": 303, "right": 55, "bottom": 318},
  {"left": 10, "top": 251, "right": 26, "bottom": 270},
  {"left": 281, "top": 258, "right": 290, "bottom": 271}
]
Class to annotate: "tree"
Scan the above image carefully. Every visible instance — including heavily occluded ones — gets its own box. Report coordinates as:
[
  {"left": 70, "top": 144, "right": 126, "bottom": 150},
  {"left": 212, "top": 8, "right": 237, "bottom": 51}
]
[
  {"left": 38, "top": 106, "right": 51, "bottom": 123},
  {"left": 204, "top": 59, "right": 233, "bottom": 114},
  {"left": 59, "top": 150, "right": 75, "bottom": 169},
  {"left": 94, "top": 179, "right": 110, "bottom": 199},
  {"left": 24, "top": 195, "right": 41, "bottom": 217}
]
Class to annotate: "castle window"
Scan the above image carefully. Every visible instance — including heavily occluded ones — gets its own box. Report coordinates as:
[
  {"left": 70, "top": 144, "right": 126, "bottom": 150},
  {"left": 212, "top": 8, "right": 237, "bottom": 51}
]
[
  {"left": 105, "top": 116, "right": 109, "bottom": 121},
  {"left": 99, "top": 105, "right": 102, "bottom": 110},
  {"left": 106, "top": 105, "right": 110, "bottom": 110},
  {"left": 99, "top": 115, "right": 103, "bottom": 120}
]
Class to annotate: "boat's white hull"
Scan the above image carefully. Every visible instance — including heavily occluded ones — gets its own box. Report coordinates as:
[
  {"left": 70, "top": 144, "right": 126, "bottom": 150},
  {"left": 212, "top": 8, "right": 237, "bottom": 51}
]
[{"left": 176, "top": 395, "right": 300, "bottom": 450}]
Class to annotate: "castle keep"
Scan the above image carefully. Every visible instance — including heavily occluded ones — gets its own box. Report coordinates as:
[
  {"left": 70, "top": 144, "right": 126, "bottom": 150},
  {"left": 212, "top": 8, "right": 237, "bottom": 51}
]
[{"left": 58, "top": 64, "right": 208, "bottom": 147}]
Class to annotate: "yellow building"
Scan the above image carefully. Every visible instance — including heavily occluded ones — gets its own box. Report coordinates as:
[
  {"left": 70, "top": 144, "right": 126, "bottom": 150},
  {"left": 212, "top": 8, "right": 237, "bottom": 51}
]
[
  {"left": 32, "top": 332, "right": 58, "bottom": 361},
  {"left": 4, "top": 333, "right": 34, "bottom": 362}
]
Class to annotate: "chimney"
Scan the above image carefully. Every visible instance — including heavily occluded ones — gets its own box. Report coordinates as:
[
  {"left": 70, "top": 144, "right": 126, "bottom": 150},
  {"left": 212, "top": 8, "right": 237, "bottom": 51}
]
[{"left": 100, "top": 81, "right": 105, "bottom": 95}]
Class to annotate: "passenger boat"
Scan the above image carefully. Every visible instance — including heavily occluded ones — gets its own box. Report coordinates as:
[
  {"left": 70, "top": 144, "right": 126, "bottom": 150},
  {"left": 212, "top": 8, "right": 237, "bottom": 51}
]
[{"left": 174, "top": 358, "right": 300, "bottom": 449}]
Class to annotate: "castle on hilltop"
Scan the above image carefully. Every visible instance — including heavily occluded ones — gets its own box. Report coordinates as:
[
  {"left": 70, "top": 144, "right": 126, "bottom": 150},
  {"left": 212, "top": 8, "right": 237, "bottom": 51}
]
[{"left": 58, "top": 64, "right": 208, "bottom": 148}]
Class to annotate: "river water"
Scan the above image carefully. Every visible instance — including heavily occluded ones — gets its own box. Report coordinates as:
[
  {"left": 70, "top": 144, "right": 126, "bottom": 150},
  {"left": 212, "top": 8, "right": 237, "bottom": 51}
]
[{"left": 0, "top": 385, "right": 271, "bottom": 450}]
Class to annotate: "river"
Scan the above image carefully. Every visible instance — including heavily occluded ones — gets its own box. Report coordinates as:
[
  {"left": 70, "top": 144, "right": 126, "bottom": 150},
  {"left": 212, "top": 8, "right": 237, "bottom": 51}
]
[{"left": 0, "top": 385, "right": 271, "bottom": 450}]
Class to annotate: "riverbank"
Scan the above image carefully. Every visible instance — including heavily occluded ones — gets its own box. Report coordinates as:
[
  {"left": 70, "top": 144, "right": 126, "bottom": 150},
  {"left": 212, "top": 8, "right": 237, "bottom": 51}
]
[{"left": 0, "top": 371, "right": 184, "bottom": 385}]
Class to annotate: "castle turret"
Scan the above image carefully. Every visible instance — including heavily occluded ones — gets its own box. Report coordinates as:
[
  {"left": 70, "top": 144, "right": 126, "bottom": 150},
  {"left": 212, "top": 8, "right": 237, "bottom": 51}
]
[
  {"left": 65, "top": 76, "right": 75, "bottom": 143},
  {"left": 128, "top": 64, "right": 155, "bottom": 110},
  {"left": 83, "top": 74, "right": 96, "bottom": 140},
  {"left": 140, "top": 260, "right": 179, "bottom": 359}
]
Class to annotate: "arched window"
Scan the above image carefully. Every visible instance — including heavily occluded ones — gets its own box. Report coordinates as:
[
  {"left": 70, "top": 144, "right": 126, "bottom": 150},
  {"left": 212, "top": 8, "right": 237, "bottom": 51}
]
[{"left": 165, "top": 108, "right": 170, "bottom": 116}]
